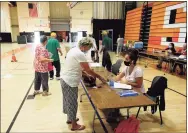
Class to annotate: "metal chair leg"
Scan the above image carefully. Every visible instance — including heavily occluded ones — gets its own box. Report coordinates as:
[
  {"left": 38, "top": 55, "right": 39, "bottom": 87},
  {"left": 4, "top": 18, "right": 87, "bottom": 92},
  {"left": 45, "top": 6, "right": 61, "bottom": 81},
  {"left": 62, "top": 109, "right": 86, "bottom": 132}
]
[
  {"left": 80, "top": 93, "right": 86, "bottom": 102},
  {"left": 136, "top": 107, "right": 141, "bottom": 118}
]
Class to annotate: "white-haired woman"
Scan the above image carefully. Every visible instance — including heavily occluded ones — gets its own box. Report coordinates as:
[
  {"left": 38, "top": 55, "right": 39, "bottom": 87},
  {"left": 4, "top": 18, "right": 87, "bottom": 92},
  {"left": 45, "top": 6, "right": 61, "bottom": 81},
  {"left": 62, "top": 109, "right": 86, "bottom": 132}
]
[{"left": 60, "top": 37, "right": 106, "bottom": 131}]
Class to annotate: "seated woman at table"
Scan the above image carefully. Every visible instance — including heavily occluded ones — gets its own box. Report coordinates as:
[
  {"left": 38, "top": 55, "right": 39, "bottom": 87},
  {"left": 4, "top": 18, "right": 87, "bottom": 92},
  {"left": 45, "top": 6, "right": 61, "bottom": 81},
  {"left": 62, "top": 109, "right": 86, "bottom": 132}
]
[
  {"left": 172, "top": 43, "right": 187, "bottom": 75},
  {"left": 156, "top": 43, "right": 176, "bottom": 69},
  {"left": 114, "top": 49, "right": 145, "bottom": 93},
  {"left": 106, "top": 49, "right": 145, "bottom": 123}
]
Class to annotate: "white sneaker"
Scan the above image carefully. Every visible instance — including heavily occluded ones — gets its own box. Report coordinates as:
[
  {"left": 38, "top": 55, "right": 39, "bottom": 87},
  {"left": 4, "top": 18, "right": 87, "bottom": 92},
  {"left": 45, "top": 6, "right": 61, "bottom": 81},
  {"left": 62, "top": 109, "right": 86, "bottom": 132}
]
[
  {"left": 50, "top": 77, "right": 54, "bottom": 80},
  {"left": 34, "top": 90, "right": 42, "bottom": 95},
  {"left": 42, "top": 91, "right": 52, "bottom": 96},
  {"left": 56, "top": 77, "right": 60, "bottom": 80}
]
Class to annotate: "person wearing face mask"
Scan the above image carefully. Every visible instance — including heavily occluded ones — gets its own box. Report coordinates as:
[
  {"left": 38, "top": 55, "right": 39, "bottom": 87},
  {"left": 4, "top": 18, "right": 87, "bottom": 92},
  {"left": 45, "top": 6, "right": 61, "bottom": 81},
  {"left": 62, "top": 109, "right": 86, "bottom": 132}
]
[
  {"left": 33, "top": 35, "right": 53, "bottom": 96},
  {"left": 60, "top": 37, "right": 106, "bottom": 131},
  {"left": 114, "top": 49, "right": 145, "bottom": 93},
  {"left": 157, "top": 43, "right": 176, "bottom": 69},
  {"left": 106, "top": 49, "right": 145, "bottom": 122}
]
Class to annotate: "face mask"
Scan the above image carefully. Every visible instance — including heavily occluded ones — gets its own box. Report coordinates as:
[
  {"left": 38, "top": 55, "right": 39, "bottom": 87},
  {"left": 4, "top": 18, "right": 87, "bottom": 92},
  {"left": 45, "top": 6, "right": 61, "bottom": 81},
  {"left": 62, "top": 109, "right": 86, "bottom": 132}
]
[
  {"left": 169, "top": 45, "right": 172, "bottom": 48},
  {"left": 81, "top": 50, "right": 87, "bottom": 54},
  {"left": 83, "top": 51, "right": 87, "bottom": 54},
  {"left": 124, "top": 61, "right": 131, "bottom": 66}
]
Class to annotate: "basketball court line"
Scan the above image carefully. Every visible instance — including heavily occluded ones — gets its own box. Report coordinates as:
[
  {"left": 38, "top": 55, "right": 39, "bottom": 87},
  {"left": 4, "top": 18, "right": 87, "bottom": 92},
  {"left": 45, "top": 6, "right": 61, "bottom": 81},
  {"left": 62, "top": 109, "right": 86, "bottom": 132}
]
[{"left": 6, "top": 80, "right": 34, "bottom": 133}]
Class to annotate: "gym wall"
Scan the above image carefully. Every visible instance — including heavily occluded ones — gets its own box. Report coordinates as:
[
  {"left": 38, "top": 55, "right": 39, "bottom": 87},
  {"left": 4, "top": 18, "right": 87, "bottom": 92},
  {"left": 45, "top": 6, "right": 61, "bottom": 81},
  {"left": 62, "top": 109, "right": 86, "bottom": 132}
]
[
  {"left": 70, "top": 2, "right": 93, "bottom": 34},
  {"left": 17, "top": 2, "right": 50, "bottom": 33},
  {"left": 124, "top": 1, "right": 187, "bottom": 50}
]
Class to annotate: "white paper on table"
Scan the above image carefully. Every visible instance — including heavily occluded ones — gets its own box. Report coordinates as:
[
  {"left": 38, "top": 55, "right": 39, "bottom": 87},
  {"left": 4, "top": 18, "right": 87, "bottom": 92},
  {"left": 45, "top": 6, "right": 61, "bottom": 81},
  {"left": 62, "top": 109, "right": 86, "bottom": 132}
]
[
  {"left": 89, "top": 63, "right": 101, "bottom": 67},
  {"left": 113, "top": 82, "right": 132, "bottom": 89}
]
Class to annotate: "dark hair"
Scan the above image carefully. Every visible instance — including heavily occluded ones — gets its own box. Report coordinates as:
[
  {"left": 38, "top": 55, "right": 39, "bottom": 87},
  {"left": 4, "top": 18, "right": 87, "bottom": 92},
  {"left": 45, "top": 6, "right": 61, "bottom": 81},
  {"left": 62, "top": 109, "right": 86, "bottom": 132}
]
[
  {"left": 40, "top": 35, "right": 47, "bottom": 43},
  {"left": 170, "top": 43, "right": 175, "bottom": 49},
  {"left": 169, "top": 43, "right": 176, "bottom": 53},
  {"left": 121, "top": 49, "right": 139, "bottom": 65}
]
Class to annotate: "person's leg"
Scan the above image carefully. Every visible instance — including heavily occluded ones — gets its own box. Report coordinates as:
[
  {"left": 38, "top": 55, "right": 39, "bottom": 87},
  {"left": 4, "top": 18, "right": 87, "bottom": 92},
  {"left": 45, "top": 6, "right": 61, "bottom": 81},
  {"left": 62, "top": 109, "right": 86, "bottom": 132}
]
[
  {"left": 60, "top": 79, "right": 68, "bottom": 114},
  {"left": 119, "top": 44, "right": 123, "bottom": 54},
  {"left": 106, "top": 52, "right": 112, "bottom": 72},
  {"left": 49, "top": 62, "right": 54, "bottom": 80},
  {"left": 34, "top": 72, "right": 42, "bottom": 94},
  {"left": 116, "top": 44, "right": 119, "bottom": 56},
  {"left": 53, "top": 60, "right": 61, "bottom": 79},
  {"left": 102, "top": 51, "right": 106, "bottom": 68},
  {"left": 64, "top": 84, "right": 85, "bottom": 130},
  {"left": 41, "top": 72, "right": 51, "bottom": 96}
]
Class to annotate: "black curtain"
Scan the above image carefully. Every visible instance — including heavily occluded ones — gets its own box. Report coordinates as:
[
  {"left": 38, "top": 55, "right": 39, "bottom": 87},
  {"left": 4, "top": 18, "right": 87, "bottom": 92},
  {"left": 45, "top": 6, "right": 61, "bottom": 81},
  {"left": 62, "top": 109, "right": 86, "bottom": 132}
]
[
  {"left": 92, "top": 19, "right": 125, "bottom": 51},
  {"left": 0, "top": 33, "right": 12, "bottom": 42}
]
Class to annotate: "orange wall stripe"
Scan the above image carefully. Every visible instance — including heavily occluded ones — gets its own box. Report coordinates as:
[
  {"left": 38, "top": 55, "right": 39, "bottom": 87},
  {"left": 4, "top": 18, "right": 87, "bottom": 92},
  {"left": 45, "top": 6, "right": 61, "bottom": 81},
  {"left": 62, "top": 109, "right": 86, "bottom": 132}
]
[
  {"left": 175, "top": 17, "right": 187, "bottom": 23},
  {"left": 176, "top": 12, "right": 187, "bottom": 19}
]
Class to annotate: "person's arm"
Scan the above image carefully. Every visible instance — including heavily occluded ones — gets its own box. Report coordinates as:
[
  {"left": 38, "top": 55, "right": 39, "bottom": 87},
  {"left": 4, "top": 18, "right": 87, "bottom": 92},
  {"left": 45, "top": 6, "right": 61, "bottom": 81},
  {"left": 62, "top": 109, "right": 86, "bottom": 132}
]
[
  {"left": 100, "top": 38, "right": 106, "bottom": 54},
  {"left": 56, "top": 40, "right": 63, "bottom": 56},
  {"left": 57, "top": 48, "right": 63, "bottom": 56},
  {"left": 39, "top": 56, "right": 53, "bottom": 63},
  {"left": 114, "top": 72, "right": 125, "bottom": 82},
  {"left": 121, "top": 77, "right": 143, "bottom": 88},
  {"left": 80, "top": 62, "right": 106, "bottom": 83}
]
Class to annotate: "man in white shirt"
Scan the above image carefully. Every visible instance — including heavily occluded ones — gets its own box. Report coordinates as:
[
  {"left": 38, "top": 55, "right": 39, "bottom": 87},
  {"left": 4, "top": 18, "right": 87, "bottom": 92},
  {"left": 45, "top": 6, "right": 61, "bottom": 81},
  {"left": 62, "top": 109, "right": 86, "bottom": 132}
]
[
  {"left": 116, "top": 34, "right": 124, "bottom": 57},
  {"left": 60, "top": 37, "right": 106, "bottom": 131}
]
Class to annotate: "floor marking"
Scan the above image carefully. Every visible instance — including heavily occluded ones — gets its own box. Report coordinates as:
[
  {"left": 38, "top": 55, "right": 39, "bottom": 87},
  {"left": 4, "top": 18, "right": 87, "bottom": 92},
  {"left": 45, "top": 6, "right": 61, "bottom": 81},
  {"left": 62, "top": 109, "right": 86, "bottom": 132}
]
[
  {"left": 6, "top": 79, "right": 34, "bottom": 133},
  {"left": 144, "top": 78, "right": 186, "bottom": 97}
]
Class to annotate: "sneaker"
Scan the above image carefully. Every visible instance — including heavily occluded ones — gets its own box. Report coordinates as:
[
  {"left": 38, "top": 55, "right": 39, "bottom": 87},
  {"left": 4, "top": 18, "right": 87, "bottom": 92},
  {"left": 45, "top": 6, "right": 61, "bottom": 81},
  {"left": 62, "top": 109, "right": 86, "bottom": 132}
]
[
  {"left": 56, "top": 77, "right": 61, "bottom": 80},
  {"left": 50, "top": 77, "right": 54, "bottom": 80},
  {"left": 42, "top": 91, "right": 52, "bottom": 96},
  {"left": 34, "top": 90, "right": 42, "bottom": 95}
]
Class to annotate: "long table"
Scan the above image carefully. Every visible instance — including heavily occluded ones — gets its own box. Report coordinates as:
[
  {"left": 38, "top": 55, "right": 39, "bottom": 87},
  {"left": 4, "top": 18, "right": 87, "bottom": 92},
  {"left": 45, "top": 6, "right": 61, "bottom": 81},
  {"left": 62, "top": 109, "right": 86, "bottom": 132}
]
[
  {"left": 80, "top": 67, "right": 156, "bottom": 133},
  {"left": 139, "top": 51, "right": 187, "bottom": 73}
]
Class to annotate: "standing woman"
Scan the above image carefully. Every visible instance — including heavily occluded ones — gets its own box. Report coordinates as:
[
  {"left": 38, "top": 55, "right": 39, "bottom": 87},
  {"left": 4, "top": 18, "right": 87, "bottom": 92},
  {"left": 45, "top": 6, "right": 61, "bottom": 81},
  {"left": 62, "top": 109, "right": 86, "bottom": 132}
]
[
  {"left": 60, "top": 37, "right": 106, "bottom": 131},
  {"left": 33, "top": 35, "right": 53, "bottom": 96}
]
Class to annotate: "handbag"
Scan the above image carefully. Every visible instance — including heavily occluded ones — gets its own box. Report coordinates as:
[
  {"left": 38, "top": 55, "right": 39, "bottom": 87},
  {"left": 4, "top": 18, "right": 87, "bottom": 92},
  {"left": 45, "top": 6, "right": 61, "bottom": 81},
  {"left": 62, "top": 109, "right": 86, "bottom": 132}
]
[{"left": 48, "top": 62, "right": 53, "bottom": 71}]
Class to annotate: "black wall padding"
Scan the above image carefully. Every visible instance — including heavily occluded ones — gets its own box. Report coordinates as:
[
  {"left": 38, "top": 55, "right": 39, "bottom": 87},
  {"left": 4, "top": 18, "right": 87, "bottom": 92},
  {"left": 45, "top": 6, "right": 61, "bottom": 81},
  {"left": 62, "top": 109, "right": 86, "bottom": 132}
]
[{"left": 0, "top": 33, "right": 12, "bottom": 42}]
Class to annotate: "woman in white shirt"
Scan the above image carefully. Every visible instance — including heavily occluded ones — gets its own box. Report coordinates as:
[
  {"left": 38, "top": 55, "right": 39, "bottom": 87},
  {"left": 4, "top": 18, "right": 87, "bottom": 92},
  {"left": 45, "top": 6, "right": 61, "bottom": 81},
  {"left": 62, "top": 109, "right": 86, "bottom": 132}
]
[
  {"left": 106, "top": 49, "right": 145, "bottom": 123},
  {"left": 114, "top": 49, "right": 145, "bottom": 93}
]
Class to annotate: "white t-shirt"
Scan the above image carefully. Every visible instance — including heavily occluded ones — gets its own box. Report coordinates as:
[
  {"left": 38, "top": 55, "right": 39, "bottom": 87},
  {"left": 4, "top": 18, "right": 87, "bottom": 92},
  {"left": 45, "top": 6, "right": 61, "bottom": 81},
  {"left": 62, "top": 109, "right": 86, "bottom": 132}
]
[
  {"left": 117, "top": 38, "right": 124, "bottom": 46},
  {"left": 90, "top": 37, "right": 97, "bottom": 51},
  {"left": 123, "top": 66, "right": 145, "bottom": 93},
  {"left": 61, "top": 47, "right": 87, "bottom": 87}
]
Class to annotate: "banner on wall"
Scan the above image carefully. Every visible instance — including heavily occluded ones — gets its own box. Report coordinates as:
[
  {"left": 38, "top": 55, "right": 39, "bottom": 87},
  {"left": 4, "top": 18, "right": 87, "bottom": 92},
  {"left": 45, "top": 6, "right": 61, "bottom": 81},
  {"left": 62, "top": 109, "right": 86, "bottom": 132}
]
[{"left": 28, "top": 3, "right": 38, "bottom": 17}]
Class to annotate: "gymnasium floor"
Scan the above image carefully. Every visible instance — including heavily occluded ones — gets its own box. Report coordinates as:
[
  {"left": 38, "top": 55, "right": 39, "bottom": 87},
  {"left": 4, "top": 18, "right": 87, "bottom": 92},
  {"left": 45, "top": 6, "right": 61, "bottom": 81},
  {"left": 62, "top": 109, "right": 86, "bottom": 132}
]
[{"left": 1, "top": 43, "right": 186, "bottom": 132}]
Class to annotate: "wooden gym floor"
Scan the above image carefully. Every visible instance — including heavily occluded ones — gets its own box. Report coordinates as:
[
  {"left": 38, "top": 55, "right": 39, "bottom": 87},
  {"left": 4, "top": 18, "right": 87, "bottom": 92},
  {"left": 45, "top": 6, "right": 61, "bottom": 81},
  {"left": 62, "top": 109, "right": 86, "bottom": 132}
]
[{"left": 1, "top": 43, "right": 186, "bottom": 132}]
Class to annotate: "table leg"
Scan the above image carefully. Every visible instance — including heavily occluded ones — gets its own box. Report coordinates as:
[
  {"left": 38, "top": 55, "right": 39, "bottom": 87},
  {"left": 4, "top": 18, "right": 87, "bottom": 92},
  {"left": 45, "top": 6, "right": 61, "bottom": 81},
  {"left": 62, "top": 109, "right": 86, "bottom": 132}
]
[
  {"left": 92, "top": 111, "right": 96, "bottom": 133},
  {"left": 127, "top": 108, "right": 129, "bottom": 118},
  {"left": 80, "top": 93, "right": 86, "bottom": 102},
  {"left": 136, "top": 107, "right": 141, "bottom": 118},
  {"left": 80, "top": 80, "right": 108, "bottom": 133}
]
